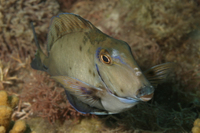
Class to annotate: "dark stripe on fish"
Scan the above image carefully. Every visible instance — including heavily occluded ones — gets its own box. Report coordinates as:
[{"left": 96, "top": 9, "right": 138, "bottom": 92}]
[{"left": 95, "top": 64, "right": 112, "bottom": 94}]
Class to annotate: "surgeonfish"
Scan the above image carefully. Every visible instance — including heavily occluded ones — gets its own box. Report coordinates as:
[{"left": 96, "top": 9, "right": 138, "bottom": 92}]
[{"left": 31, "top": 13, "right": 174, "bottom": 115}]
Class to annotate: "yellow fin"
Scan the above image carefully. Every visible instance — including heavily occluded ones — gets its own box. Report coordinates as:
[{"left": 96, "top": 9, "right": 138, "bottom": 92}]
[
  {"left": 144, "top": 63, "right": 175, "bottom": 87},
  {"left": 47, "top": 13, "right": 95, "bottom": 51}
]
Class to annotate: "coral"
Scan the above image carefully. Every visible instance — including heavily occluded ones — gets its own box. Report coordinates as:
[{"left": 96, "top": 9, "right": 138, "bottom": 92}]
[
  {"left": 0, "top": 106, "right": 13, "bottom": 130},
  {"left": 9, "top": 120, "right": 26, "bottom": 133},
  {"left": 0, "top": 91, "right": 15, "bottom": 130},
  {"left": 0, "top": 90, "right": 33, "bottom": 133},
  {"left": 192, "top": 118, "right": 200, "bottom": 133},
  {"left": 0, "top": 91, "right": 8, "bottom": 106},
  {"left": 0, "top": 126, "right": 6, "bottom": 133},
  {"left": 0, "top": 90, "right": 19, "bottom": 108}
]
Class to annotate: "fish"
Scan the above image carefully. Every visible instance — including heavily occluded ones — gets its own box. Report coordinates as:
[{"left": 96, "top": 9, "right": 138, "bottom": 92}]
[{"left": 31, "top": 13, "right": 174, "bottom": 115}]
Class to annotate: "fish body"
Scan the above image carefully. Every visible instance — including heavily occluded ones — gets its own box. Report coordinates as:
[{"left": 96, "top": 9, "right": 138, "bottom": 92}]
[{"left": 31, "top": 13, "right": 174, "bottom": 115}]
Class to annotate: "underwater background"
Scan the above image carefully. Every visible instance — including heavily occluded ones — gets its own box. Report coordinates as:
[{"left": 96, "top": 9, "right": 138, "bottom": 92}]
[{"left": 0, "top": 0, "right": 200, "bottom": 132}]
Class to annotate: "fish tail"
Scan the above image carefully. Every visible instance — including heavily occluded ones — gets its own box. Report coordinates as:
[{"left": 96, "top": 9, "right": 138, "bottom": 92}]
[{"left": 30, "top": 22, "right": 47, "bottom": 71}]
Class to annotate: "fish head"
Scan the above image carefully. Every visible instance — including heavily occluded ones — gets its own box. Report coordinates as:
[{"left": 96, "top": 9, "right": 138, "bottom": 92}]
[{"left": 94, "top": 37, "right": 154, "bottom": 103}]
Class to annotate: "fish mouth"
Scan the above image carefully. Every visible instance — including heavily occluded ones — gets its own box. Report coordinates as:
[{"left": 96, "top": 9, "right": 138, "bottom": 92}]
[
  {"left": 139, "top": 93, "right": 154, "bottom": 101},
  {"left": 136, "top": 85, "right": 154, "bottom": 101}
]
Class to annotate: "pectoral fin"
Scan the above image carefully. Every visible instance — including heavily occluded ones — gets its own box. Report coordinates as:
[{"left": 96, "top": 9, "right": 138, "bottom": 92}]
[
  {"left": 144, "top": 63, "right": 175, "bottom": 87},
  {"left": 51, "top": 76, "right": 109, "bottom": 114}
]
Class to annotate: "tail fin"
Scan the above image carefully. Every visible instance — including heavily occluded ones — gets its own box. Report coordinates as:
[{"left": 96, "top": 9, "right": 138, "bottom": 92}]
[{"left": 30, "top": 22, "right": 47, "bottom": 71}]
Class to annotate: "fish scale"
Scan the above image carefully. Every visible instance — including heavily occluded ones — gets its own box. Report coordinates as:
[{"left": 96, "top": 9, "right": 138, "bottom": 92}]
[{"left": 31, "top": 13, "right": 174, "bottom": 115}]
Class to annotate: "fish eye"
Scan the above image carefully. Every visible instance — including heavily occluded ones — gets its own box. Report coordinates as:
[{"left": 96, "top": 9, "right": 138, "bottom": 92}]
[
  {"left": 99, "top": 49, "right": 112, "bottom": 64},
  {"left": 101, "top": 54, "right": 110, "bottom": 64}
]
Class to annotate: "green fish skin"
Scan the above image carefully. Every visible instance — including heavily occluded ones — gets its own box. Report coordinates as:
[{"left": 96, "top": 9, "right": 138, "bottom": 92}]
[{"left": 31, "top": 13, "right": 174, "bottom": 115}]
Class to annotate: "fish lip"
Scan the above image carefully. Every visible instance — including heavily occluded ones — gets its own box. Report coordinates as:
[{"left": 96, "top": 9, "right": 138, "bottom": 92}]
[
  {"left": 139, "top": 93, "right": 154, "bottom": 101},
  {"left": 136, "top": 85, "right": 154, "bottom": 101}
]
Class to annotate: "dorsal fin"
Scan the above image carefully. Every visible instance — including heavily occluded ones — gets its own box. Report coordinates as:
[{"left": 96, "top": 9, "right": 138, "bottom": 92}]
[{"left": 47, "top": 13, "right": 95, "bottom": 51}]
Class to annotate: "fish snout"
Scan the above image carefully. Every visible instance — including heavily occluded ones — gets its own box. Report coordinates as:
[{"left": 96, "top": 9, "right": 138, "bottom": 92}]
[{"left": 136, "top": 86, "right": 154, "bottom": 101}]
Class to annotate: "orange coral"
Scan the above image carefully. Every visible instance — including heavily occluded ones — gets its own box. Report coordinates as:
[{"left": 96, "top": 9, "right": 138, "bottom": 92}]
[
  {"left": 0, "top": 105, "right": 13, "bottom": 130},
  {"left": 10, "top": 120, "right": 27, "bottom": 133},
  {"left": 0, "top": 90, "right": 33, "bottom": 133}
]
